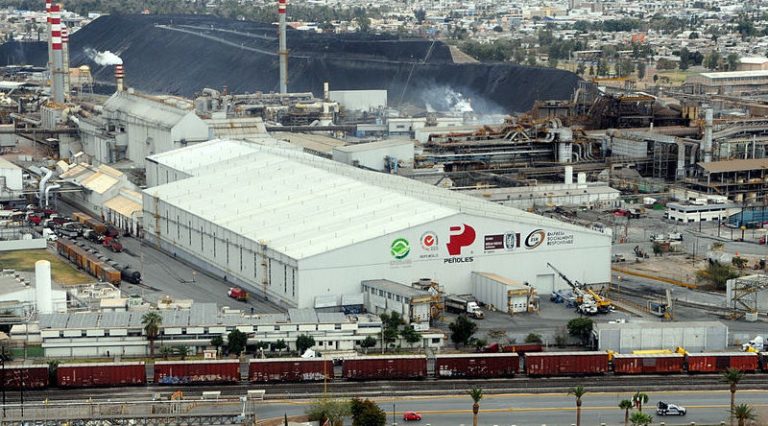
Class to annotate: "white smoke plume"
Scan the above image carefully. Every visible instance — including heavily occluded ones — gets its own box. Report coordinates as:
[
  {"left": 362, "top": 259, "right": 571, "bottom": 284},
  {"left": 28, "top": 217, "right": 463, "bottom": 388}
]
[{"left": 84, "top": 48, "right": 123, "bottom": 65}]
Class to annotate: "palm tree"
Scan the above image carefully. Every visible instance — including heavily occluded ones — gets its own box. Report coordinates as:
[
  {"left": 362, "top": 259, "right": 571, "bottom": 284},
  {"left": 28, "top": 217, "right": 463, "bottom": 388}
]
[
  {"left": 619, "top": 399, "right": 633, "bottom": 426},
  {"left": 723, "top": 368, "right": 745, "bottom": 425},
  {"left": 629, "top": 411, "right": 653, "bottom": 426},
  {"left": 732, "top": 403, "right": 756, "bottom": 426},
  {"left": 468, "top": 386, "right": 483, "bottom": 426},
  {"left": 142, "top": 311, "right": 162, "bottom": 358},
  {"left": 632, "top": 391, "right": 649, "bottom": 412},
  {"left": 569, "top": 386, "right": 586, "bottom": 426}
]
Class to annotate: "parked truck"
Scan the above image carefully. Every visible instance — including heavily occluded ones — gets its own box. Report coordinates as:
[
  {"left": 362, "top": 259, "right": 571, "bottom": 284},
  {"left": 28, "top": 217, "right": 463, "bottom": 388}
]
[
  {"left": 445, "top": 294, "right": 484, "bottom": 319},
  {"left": 227, "top": 287, "right": 248, "bottom": 301}
]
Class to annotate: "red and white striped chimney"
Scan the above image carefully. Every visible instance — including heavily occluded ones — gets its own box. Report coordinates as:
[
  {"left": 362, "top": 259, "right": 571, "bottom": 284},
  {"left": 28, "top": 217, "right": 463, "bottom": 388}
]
[
  {"left": 277, "top": 0, "right": 287, "bottom": 94},
  {"left": 49, "top": 3, "right": 64, "bottom": 104},
  {"left": 61, "top": 25, "right": 70, "bottom": 100},
  {"left": 45, "top": 0, "right": 53, "bottom": 77},
  {"left": 115, "top": 64, "right": 125, "bottom": 92}
]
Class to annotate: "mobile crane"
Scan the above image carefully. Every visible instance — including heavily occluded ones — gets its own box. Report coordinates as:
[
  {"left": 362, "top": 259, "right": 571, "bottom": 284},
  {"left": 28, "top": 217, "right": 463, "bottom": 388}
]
[{"left": 547, "top": 263, "right": 613, "bottom": 315}]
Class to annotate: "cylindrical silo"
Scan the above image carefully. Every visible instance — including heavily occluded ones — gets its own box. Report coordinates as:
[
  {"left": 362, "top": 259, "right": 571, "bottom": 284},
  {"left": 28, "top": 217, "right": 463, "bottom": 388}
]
[{"left": 35, "top": 260, "right": 53, "bottom": 314}]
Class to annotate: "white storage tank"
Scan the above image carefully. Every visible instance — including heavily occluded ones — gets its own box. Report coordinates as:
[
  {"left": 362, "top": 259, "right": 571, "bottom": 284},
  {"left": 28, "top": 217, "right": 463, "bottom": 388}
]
[{"left": 35, "top": 260, "right": 53, "bottom": 314}]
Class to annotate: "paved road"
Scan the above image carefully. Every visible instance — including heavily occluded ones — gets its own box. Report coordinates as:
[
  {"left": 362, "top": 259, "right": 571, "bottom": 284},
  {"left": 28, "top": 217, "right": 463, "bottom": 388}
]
[
  {"left": 256, "top": 389, "right": 768, "bottom": 426},
  {"left": 53, "top": 199, "right": 282, "bottom": 313}
]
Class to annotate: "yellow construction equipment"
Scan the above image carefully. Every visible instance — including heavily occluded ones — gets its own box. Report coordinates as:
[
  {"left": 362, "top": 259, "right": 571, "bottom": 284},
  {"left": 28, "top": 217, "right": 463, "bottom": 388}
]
[{"left": 632, "top": 347, "right": 687, "bottom": 356}]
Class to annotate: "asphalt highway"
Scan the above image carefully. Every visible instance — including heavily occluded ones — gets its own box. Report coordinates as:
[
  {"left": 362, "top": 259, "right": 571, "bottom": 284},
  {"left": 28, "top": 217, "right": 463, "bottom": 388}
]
[{"left": 257, "top": 389, "right": 767, "bottom": 426}]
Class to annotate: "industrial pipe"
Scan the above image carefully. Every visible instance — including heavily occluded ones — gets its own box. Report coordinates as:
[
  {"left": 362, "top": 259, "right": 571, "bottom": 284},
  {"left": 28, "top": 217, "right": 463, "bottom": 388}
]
[
  {"left": 703, "top": 108, "right": 713, "bottom": 163},
  {"left": 38, "top": 167, "right": 53, "bottom": 208},
  {"left": 44, "top": 184, "right": 60, "bottom": 209}
]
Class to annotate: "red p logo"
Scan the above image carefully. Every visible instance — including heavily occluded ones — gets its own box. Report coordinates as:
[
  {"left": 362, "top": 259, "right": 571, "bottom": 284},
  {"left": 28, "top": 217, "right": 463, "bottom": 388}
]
[{"left": 446, "top": 224, "right": 476, "bottom": 256}]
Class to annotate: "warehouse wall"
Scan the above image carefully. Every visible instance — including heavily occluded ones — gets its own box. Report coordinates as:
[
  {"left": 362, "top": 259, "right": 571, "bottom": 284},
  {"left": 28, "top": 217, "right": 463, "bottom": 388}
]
[
  {"left": 298, "top": 213, "right": 611, "bottom": 308},
  {"left": 143, "top": 195, "right": 300, "bottom": 307}
]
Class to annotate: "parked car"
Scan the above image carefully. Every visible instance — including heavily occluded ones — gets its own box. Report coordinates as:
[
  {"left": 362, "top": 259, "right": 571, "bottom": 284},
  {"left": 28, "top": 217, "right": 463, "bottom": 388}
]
[
  {"left": 656, "top": 401, "right": 686, "bottom": 416},
  {"left": 403, "top": 411, "right": 422, "bottom": 421}
]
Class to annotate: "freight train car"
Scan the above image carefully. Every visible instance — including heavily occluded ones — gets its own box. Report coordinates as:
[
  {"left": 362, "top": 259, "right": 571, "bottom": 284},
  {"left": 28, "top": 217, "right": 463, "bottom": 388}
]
[
  {"left": 249, "top": 358, "right": 332, "bottom": 382},
  {"left": 0, "top": 365, "right": 49, "bottom": 389},
  {"left": 57, "top": 362, "right": 146, "bottom": 387},
  {"left": 154, "top": 360, "right": 240, "bottom": 385},
  {"left": 613, "top": 354, "right": 685, "bottom": 375},
  {"left": 56, "top": 239, "right": 121, "bottom": 286},
  {"left": 435, "top": 353, "right": 518, "bottom": 378},
  {"left": 686, "top": 353, "right": 758, "bottom": 373},
  {"left": 525, "top": 352, "right": 609, "bottom": 376},
  {"left": 484, "top": 343, "right": 542, "bottom": 354},
  {"left": 342, "top": 355, "right": 427, "bottom": 380}
]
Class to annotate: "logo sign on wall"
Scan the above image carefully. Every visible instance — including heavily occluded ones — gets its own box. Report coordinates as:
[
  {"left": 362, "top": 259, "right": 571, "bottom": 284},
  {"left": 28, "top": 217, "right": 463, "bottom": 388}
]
[
  {"left": 484, "top": 232, "right": 520, "bottom": 252},
  {"left": 390, "top": 238, "right": 411, "bottom": 259},
  {"left": 419, "top": 231, "right": 440, "bottom": 259},
  {"left": 445, "top": 224, "right": 476, "bottom": 264},
  {"left": 524, "top": 229, "right": 546, "bottom": 249}
]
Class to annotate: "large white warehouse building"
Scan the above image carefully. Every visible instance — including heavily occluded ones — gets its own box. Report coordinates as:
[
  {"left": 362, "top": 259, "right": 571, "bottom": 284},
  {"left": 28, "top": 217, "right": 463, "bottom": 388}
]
[{"left": 143, "top": 139, "right": 611, "bottom": 308}]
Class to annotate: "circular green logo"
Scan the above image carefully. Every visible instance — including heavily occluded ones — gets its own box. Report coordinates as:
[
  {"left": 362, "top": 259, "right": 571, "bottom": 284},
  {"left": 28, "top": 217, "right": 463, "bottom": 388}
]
[{"left": 390, "top": 238, "right": 410, "bottom": 259}]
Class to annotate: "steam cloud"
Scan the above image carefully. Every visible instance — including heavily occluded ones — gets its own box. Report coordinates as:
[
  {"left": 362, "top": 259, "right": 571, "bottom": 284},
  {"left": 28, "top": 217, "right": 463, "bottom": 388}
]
[{"left": 84, "top": 48, "right": 123, "bottom": 65}]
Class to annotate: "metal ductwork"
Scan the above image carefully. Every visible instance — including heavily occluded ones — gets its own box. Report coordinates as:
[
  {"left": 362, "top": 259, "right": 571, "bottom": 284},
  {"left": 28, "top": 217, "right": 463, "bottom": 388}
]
[{"left": 38, "top": 167, "right": 53, "bottom": 207}]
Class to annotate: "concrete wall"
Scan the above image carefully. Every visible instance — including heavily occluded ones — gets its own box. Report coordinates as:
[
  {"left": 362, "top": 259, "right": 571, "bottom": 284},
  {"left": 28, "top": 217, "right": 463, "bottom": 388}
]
[
  {"left": 596, "top": 322, "right": 728, "bottom": 353},
  {"left": 332, "top": 141, "right": 414, "bottom": 171},
  {"left": 0, "top": 238, "right": 47, "bottom": 251}
]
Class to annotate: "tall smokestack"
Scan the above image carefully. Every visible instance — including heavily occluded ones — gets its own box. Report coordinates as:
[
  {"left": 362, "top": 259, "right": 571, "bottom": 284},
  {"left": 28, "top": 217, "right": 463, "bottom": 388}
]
[
  {"left": 278, "top": 0, "right": 288, "bottom": 94},
  {"left": 50, "top": 3, "right": 65, "bottom": 104},
  {"left": 115, "top": 64, "right": 125, "bottom": 92},
  {"left": 62, "top": 25, "right": 70, "bottom": 101},
  {"left": 46, "top": 0, "right": 53, "bottom": 85}
]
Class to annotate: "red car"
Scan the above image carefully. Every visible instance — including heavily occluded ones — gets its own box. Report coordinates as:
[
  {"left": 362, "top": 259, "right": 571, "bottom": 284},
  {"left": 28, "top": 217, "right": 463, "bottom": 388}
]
[{"left": 403, "top": 411, "right": 422, "bottom": 421}]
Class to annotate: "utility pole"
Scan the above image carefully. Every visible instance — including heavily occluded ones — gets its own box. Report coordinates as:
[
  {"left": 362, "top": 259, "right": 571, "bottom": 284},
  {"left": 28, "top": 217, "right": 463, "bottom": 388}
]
[{"left": 1, "top": 346, "right": 5, "bottom": 419}]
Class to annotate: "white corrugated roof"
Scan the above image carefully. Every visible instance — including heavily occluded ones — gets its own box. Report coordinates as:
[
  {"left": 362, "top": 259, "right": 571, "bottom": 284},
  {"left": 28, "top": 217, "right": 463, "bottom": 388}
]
[
  {"left": 147, "top": 139, "right": 259, "bottom": 176},
  {"left": 144, "top": 140, "right": 604, "bottom": 260},
  {"left": 103, "top": 92, "right": 190, "bottom": 129}
]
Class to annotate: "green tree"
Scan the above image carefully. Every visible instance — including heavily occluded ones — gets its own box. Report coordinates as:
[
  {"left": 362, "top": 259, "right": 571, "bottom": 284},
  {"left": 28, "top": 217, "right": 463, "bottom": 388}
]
[
  {"left": 637, "top": 61, "right": 646, "bottom": 80},
  {"left": 468, "top": 387, "right": 483, "bottom": 426},
  {"left": 567, "top": 317, "right": 593, "bottom": 345},
  {"left": 527, "top": 53, "right": 537, "bottom": 66},
  {"left": 273, "top": 339, "right": 287, "bottom": 353},
  {"left": 597, "top": 59, "right": 609, "bottom": 76},
  {"left": 726, "top": 53, "right": 740, "bottom": 71},
  {"left": 306, "top": 397, "right": 351, "bottom": 426},
  {"left": 732, "top": 403, "right": 756, "bottom": 426},
  {"left": 400, "top": 325, "right": 422, "bottom": 348},
  {"left": 696, "top": 263, "right": 739, "bottom": 289},
  {"left": 159, "top": 345, "right": 173, "bottom": 360},
  {"left": 704, "top": 51, "right": 722, "bottom": 70},
  {"left": 296, "top": 334, "right": 316, "bottom": 355},
  {"left": 525, "top": 333, "right": 543, "bottom": 344},
  {"left": 449, "top": 316, "right": 478, "bottom": 348},
  {"left": 632, "top": 391, "right": 649, "bottom": 412},
  {"left": 723, "top": 368, "right": 745, "bottom": 425},
  {"left": 174, "top": 346, "right": 190, "bottom": 360},
  {"left": 142, "top": 311, "right": 162, "bottom": 358},
  {"left": 359, "top": 336, "right": 377, "bottom": 354},
  {"left": 227, "top": 329, "right": 248, "bottom": 355},
  {"left": 576, "top": 63, "right": 586, "bottom": 75},
  {"left": 629, "top": 411, "right": 653, "bottom": 426},
  {"left": 548, "top": 56, "right": 559, "bottom": 68},
  {"left": 210, "top": 335, "right": 224, "bottom": 353},
  {"left": 569, "top": 386, "right": 586, "bottom": 426},
  {"left": 679, "top": 47, "right": 691, "bottom": 70},
  {"left": 380, "top": 312, "right": 403, "bottom": 350},
  {"left": 351, "top": 398, "right": 386, "bottom": 426},
  {"left": 414, "top": 8, "right": 426, "bottom": 24},
  {"left": 732, "top": 256, "right": 749, "bottom": 271},
  {"left": 619, "top": 399, "right": 633, "bottom": 426}
]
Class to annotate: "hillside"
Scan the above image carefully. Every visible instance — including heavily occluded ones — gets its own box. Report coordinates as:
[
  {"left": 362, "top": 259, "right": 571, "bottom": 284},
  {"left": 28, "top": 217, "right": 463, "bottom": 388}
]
[{"left": 0, "top": 14, "right": 580, "bottom": 113}]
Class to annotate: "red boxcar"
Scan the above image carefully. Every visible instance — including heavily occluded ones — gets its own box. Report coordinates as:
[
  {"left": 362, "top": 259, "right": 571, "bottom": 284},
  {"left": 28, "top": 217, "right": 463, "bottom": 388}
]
[
  {"left": 342, "top": 355, "right": 427, "bottom": 380},
  {"left": 525, "top": 352, "right": 609, "bottom": 376},
  {"left": 249, "top": 358, "right": 332, "bottom": 382},
  {"left": 613, "top": 354, "right": 684, "bottom": 374},
  {"left": 0, "top": 365, "right": 49, "bottom": 389},
  {"left": 435, "top": 353, "right": 518, "bottom": 378},
  {"left": 686, "top": 353, "right": 758, "bottom": 373},
  {"left": 57, "top": 362, "right": 146, "bottom": 387},
  {"left": 154, "top": 360, "right": 240, "bottom": 385}
]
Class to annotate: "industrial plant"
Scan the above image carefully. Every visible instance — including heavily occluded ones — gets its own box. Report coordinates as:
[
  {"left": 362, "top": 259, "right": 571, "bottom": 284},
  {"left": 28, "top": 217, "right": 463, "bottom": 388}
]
[{"left": 0, "top": 2, "right": 766, "bottom": 424}]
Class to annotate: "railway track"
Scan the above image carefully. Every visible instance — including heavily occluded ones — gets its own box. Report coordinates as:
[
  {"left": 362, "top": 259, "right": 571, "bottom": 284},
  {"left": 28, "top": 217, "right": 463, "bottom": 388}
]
[{"left": 8, "top": 374, "right": 768, "bottom": 402}]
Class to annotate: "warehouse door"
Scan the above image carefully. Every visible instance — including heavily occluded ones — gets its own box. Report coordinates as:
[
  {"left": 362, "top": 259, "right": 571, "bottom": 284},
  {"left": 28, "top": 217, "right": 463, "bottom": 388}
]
[{"left": 536, "top": 274, "right": 555, "bottom": 294}]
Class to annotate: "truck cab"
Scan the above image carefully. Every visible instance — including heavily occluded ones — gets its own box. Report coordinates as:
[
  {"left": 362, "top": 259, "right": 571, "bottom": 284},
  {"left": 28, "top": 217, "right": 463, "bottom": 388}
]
[{"left": 227, "top": 287, "right": 248, "bottom": 301}]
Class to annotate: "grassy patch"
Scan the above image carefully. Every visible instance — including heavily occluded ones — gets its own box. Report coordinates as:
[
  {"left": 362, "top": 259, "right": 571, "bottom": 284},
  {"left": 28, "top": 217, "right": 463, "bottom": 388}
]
[{"left": 0, "top": 249, "right": 91, "bottom": 285}]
